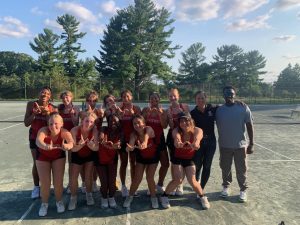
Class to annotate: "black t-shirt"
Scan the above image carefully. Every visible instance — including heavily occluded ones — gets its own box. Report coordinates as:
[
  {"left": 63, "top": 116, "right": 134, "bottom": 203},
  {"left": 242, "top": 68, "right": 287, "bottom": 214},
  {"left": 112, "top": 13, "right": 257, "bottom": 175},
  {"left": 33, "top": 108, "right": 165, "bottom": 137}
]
[{"left": 190, "top": 104, "right": 217, "bottom": 137}]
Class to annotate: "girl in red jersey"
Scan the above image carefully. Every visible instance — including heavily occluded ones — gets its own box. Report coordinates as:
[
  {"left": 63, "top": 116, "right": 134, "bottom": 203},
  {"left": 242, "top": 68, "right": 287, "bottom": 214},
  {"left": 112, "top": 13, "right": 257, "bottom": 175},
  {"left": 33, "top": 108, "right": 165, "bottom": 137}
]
[
  {"left": 79, "top": 91, "right": 104, "bottom": 192},
  {"left": 118, "top": 90, "right": 141, "bottom": 197},
  {"left": 68, "top": 112, "right": 99, "bottom": 210},
  {"left": 142, "top": 92, "right": 169, "bottom": 194},
  {"left": 96, "top": 114, "right": 122, "bottom": 208},
  {"left": 103, "top": 94, "right": 122, "bottom": 119},
  {"left": 24, "top": 86, "right": 56, "bottom": 199},
  {"left": 35, "top": 113, "right": 73, "bottom": 216},
  {"left": 123, "top": 115, "right": 159, "bottom": 209},
  {"left": 160, "top": 112, "right": 210, "bottom": 210},
  {"left": 58, "top": 91, "right": 79, "bottom": 131},
  {"left": 58, "top": 90, "right": 80, "bottom": 193},
  {"left": 80, "top": 91, "right": 104, "bottom": 130},
  {"left": 166, "top": 88, "right": 189, "bottom": 196}
]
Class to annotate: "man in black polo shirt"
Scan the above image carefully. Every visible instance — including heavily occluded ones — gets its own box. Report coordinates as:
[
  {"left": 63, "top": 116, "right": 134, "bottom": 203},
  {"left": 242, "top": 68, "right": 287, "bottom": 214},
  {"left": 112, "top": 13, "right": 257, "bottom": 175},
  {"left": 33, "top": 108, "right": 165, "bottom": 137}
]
[{"left": 190, "top": 91, "right": 217, "bottom": 195}]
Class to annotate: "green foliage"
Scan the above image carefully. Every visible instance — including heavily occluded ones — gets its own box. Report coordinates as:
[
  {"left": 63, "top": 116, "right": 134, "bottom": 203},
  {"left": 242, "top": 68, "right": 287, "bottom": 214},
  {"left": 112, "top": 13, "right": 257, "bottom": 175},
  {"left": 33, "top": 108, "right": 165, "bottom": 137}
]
[
  {"left": 29, "top": 28, "right": 61, "bottom": 73},
  {"left": 274, "top": 63, "right": 300, "bottom": 97},
  {"left": 0, "top": 51, "right": 36, "bottom": 77},
  {"left": 57, "top": 14, "right": 86, "bottom": 77},
  {"left": 211, "top": 44, "right": 266, "bottom": 96},
  {"left": 95, "top": 0, "right": 180, "bottom": 99},
  {"left": 177, "top": 42, "right": 212, "bottom": 88}
]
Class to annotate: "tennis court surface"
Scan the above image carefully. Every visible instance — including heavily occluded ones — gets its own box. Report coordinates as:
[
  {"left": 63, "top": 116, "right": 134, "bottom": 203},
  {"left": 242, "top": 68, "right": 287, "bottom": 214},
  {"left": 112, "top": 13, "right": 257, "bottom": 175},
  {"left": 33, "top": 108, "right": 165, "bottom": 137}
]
[{"left": 0, "top": 102, "right": 299, "bottom": 225}]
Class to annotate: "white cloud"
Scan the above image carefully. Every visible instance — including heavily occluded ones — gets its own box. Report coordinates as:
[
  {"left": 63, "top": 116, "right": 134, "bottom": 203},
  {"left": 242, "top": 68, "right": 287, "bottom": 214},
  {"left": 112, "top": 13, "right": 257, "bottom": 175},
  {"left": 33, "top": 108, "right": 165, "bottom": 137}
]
[
  {"left": 153, "top": 0, "right": 176, "bottom": 11},
  {"left": 176, "top": 0, "right": 220, "bottom": 22},
  {"left": 275, "top": 0, "right": 300, "bottom": 10},
  {"left": 297, "top": 11, "right": 300, "bottom": 19},
  {"left": 55, "top": 2, "right": 97, "bottom": 23},
  {"left": 273, "top": 35, "right": 296, "bottom": 42},
  {"left": 101, "top": 0, "right": 120, "bottom": 15},
  {"left": 31, "top": 7, "right": 44, "bottom": 15},
  {"left": 282, "top": 54, "right": 300, "bottom": 59},
  {"left": 89, "top": 24, "right": 105, "bottom": 35},
  {"left": 44, "top": 19, "right": 63, "bottom": 31},
  {"left": 221, "top": 0, "right": 269, "bottom": 18},
  {"left": 0, "top": 16, "right": 30, "bottom": 38},
  {"left": 226, "top": 14, "right": 271, "bottom": 31}
]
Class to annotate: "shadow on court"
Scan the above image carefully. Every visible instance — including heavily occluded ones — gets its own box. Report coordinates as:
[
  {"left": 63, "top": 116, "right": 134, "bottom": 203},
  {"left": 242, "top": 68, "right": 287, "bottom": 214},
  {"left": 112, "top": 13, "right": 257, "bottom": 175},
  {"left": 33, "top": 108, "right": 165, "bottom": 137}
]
[{"left": 0, "top": 189, "right": 227, "bottom": 221}]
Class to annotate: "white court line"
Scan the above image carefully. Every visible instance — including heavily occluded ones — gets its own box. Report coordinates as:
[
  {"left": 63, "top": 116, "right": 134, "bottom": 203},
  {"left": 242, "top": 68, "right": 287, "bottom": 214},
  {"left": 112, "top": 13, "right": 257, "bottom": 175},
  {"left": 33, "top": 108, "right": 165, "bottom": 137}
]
[
  {"left": 0, "top": 115, "right": 23, "bottom": 121},
  {"left": 255, "top": 143, "right": 293, "bottom": 160},
  {"left": 249, "top": 159, "right": 300, "bottom": 162},
  {"left": 0, "top": 123, "right": 23, "bottom": 131},
  {"left": 17, "top": 200, "right": 36, "bottom": 223},
  {"left": 126, "top": 207, "right": 131, "bottom": 225}
]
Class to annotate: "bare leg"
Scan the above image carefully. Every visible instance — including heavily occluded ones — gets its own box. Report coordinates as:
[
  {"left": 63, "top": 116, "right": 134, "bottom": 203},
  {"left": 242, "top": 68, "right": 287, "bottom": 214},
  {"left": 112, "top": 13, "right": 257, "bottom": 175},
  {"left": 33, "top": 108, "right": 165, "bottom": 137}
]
[
  {"left": 36, "top": 160, "right": 51, "bottom": 203},
  {"left": 146, "top": 163, "right": 158, "bottom": 197},
  {"left": 165, "top": 164, "right": 183, "bottom": 194},
  {"left": 52, "top": 158, "right": 66, "bottom": 201},
  {"left": 31, "top": 149, "right": 39, "bottom": 186},
  {"left": 157, "top": 150, "right": 169, "bottom": 187},
  {"left": 129, "top": 163, "right": 145, "bottom": 196},
  {"left": 184, "top": 165, "right": 204, "bottom": 196},
  {"left": 119, "top": 151, "right": 128, "bottom": 185},
  {"left": 70, "top": 163, "right": 82, "bottom": 197}
]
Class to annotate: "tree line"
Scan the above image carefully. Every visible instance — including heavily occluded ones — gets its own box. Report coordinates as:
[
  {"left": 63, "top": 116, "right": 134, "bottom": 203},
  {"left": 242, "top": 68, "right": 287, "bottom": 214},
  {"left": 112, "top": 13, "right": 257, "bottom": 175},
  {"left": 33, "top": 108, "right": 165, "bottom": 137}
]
[{"left": 0, "top": 0, "right": 299, "bottom": 101}]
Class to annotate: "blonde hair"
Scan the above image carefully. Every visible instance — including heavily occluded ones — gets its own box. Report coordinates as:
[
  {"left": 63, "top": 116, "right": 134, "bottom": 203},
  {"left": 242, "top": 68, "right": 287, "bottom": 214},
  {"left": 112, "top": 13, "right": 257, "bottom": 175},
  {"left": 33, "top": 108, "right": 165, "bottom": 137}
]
[
  {"left": 48, "top": 113, "right": 64, "bottom": 125},
  {"left": 83, "top": 112, "right": 98, "bottom": 121},
  {"left": 60, "top": 90, "right": 73, "bottom": 99}
]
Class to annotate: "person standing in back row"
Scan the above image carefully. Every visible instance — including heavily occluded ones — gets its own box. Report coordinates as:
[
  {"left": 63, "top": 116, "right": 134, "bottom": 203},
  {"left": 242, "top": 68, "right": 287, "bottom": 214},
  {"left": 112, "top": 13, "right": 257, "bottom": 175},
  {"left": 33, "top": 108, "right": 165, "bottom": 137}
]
[
  {"left": 24, "top": 86, "right": 56, "bottom": 199},
  {"left": 216, "top": 86, "right": 254, "bottom": 202},
  {"left": 190, "top": 91, "right": 217, "bottom": 197}
]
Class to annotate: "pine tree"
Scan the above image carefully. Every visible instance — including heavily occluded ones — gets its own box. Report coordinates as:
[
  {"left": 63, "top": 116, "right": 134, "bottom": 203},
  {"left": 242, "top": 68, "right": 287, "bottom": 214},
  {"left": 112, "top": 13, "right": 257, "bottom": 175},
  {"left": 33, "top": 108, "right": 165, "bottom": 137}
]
[
  {"left": 57, "top": 14, "right": 86, "bottom": 77},
  {"left": 95, "top": 0, "right": 180, "bottom": 99}
]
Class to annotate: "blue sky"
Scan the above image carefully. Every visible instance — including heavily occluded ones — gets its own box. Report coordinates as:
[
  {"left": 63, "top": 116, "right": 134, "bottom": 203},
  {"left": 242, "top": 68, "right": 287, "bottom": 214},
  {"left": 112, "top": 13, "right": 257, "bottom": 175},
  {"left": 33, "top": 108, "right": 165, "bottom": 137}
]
[{"left": 1, "top": 0, "right": 300, "bottom": 83}]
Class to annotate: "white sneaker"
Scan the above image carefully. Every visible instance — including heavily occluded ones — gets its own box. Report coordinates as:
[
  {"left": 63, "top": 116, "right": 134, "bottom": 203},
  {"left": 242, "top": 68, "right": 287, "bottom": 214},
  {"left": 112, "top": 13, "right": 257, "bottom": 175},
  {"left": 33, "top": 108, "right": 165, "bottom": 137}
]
[
  {"left": 160, "top": 196, "right": 170, "bottom": 209},
  {"left": 121, "top": 185, "right": 129, "bottom": 197},
  {"left": 81, "top": 182, "right": 86, "bottom": 194},
  {"left": 38, "top": 203, "right": 48, "bottom": 217},
  {"left": 68, "top": 196, "right": 77, "bottom": 211},
  {"left": 56, "top": 200, "right": 65, "bottom": 213},
  {"left": 156, "top": 185, "right": 165, "bottom": 194},
  {"left": 239, "top": 191, "right": 247, "bottom": 202},
  {"left": 108, "top": 197, "right": 117, "bottom": 208},
  {"left": 31, "top": 186, "right": 40, "bottom": 199},
  {"left": 200, "top": 196, "right": 210, "bottom": 210},
  {"left": 92, "top": 182, "right": 99, "bottom": 192},
  {"left": 101, "top": 198, "right": 109, "bottom": 208},
  {"left": 123, "top": 196, "right": 133, "bottom": 208},
  {"left": 151, "top": 197, "right": 159, "bottom": 209},
  {"left": 86, "top": 192, "right": 95, "bottom": 206},
  {"left": 220, "top": 186, "right": 230, "bottom": 198},
  {"left": 175, "top": 184, "right": 184, "bottom": 196}
]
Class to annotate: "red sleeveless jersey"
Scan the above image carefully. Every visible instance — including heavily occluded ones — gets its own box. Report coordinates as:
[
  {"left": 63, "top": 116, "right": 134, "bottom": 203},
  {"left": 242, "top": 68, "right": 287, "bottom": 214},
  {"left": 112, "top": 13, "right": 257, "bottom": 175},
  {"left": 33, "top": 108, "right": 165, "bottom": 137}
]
[
  {"left": 38, "top": 129, "right": 64, "bottom": 161},
  {"left": 30, "top": 102, "right": 55, "bottom": 139},
  {"left": 169, "top": 103, "right": 184, "bottom": 129},
  {"left": 97, "top": 128, "right": 120, "bottom": 164},
  {"left": 75, "top": 127, "right": 94, "bottom": 158},
  {"left": 146, "top": 111, "right": 163, "bottom": 144},
  {"left": 136, "top": 136, "right": 157, "bottom": 159},
  {"left": 174, "top": 135, "right": 195, "bottom": 159},
  {"left": 120, "top": 105, "right": 138, "bottom": 142},
  {"left": 58, "top": 104, "right": 75, "bottom": 131}
]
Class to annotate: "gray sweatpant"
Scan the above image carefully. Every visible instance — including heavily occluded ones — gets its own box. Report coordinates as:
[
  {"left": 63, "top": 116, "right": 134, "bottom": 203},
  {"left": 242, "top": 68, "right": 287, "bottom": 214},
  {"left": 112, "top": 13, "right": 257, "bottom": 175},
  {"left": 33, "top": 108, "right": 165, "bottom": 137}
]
[{"left": 219, "top": 147, "right": 248, "bottom": 191}]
